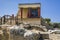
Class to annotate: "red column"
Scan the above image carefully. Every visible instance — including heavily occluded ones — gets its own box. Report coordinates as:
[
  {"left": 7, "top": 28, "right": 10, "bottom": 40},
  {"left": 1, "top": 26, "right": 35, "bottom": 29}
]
[
  {"left": 20, "top": 8, "right": 23, "bottom": 19},
  {"left": 28, "top": 8, "right": 31, "bottom": 18},
  {"left": 38, "top": 7, "right": 40, "bottom": 18}
]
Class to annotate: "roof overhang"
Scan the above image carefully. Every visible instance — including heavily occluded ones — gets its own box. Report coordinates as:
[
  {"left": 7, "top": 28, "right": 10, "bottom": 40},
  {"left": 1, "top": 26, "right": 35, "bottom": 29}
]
[{"left": 18, "top": 3, "right": 41, "bottom": 8}]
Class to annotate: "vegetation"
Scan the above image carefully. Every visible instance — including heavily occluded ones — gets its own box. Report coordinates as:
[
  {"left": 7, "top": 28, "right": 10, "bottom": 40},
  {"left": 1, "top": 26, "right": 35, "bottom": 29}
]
[
  {"left": 43, "top": 18, "right": 60, "bottom": 29},
  {"left": 53, "top": 23, "right": 60, "bottom": 28},
  {"left": 44, "top": 18, "right": 51, "bottom": 24}
]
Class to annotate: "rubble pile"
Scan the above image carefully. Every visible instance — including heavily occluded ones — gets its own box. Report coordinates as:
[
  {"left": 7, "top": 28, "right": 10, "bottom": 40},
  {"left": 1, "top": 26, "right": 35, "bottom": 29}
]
[
  {"left": 0, "top": 22, "right": 52, "bottom": 40},
  {"left": 0, "top": 27, "right": 9, "bottom": 40},
  {"left": 9, "top": 23, "right": 41, "bottom": 40}
]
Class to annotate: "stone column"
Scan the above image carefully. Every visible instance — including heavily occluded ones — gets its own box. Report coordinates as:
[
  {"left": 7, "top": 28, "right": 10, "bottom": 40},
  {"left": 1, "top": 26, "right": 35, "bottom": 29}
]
[
  {"left": 12, "top": 14, "right": 14, "bottom": 18},
  {"left": 11, "top": 14, "right": 15, "bottom": 25},
  {"left": 0, "top": 18, "right": 2, "bottom": 24},
  {"left": 2, "top": 17, "right": 4, "bottom": 24}
]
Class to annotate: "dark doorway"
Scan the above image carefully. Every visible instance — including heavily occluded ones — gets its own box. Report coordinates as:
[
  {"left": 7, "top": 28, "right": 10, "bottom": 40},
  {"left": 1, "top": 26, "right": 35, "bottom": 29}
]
[{"left": 30, "top": 8, "right": 38, "bottom": 18}]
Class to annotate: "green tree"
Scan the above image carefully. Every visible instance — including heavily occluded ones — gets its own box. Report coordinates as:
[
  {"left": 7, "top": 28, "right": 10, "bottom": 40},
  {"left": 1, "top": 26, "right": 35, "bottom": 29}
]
[{"left": 44, "top": 18, "right": 51, "bottom": 25}]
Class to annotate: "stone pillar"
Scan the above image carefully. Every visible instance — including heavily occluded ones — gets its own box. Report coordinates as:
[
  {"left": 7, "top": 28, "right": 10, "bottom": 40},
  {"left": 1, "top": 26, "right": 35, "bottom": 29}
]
[
  {"left": 11, "top": 14, "right": 15, "bottom": 25},
  {"left": 38, "top": 7, "right": 40, "bottom": 18},
  {"left": 2, "top": 17, "right": 4, "bottom": 24},
  {"left": 1, "top": 18, "right": 2, "bottom": 25},
  {"left": 12, "top": 14, "right": 14, "bottom": 18}
]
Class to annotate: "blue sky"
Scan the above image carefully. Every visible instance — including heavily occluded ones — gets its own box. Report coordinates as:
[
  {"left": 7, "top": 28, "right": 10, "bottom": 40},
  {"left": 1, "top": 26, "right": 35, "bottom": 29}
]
[{"left": 0, "top": 0, "right": 60, "bottom": 22}]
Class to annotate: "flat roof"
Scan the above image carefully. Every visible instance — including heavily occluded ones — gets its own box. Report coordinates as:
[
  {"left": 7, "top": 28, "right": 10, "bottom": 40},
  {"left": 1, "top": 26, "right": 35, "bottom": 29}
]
[
  {"left": 18, "top": 3, "right": 41, "bottom": 8},
  {"left": 19, "top": 3, "right": 41, "bottom": 5}
]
